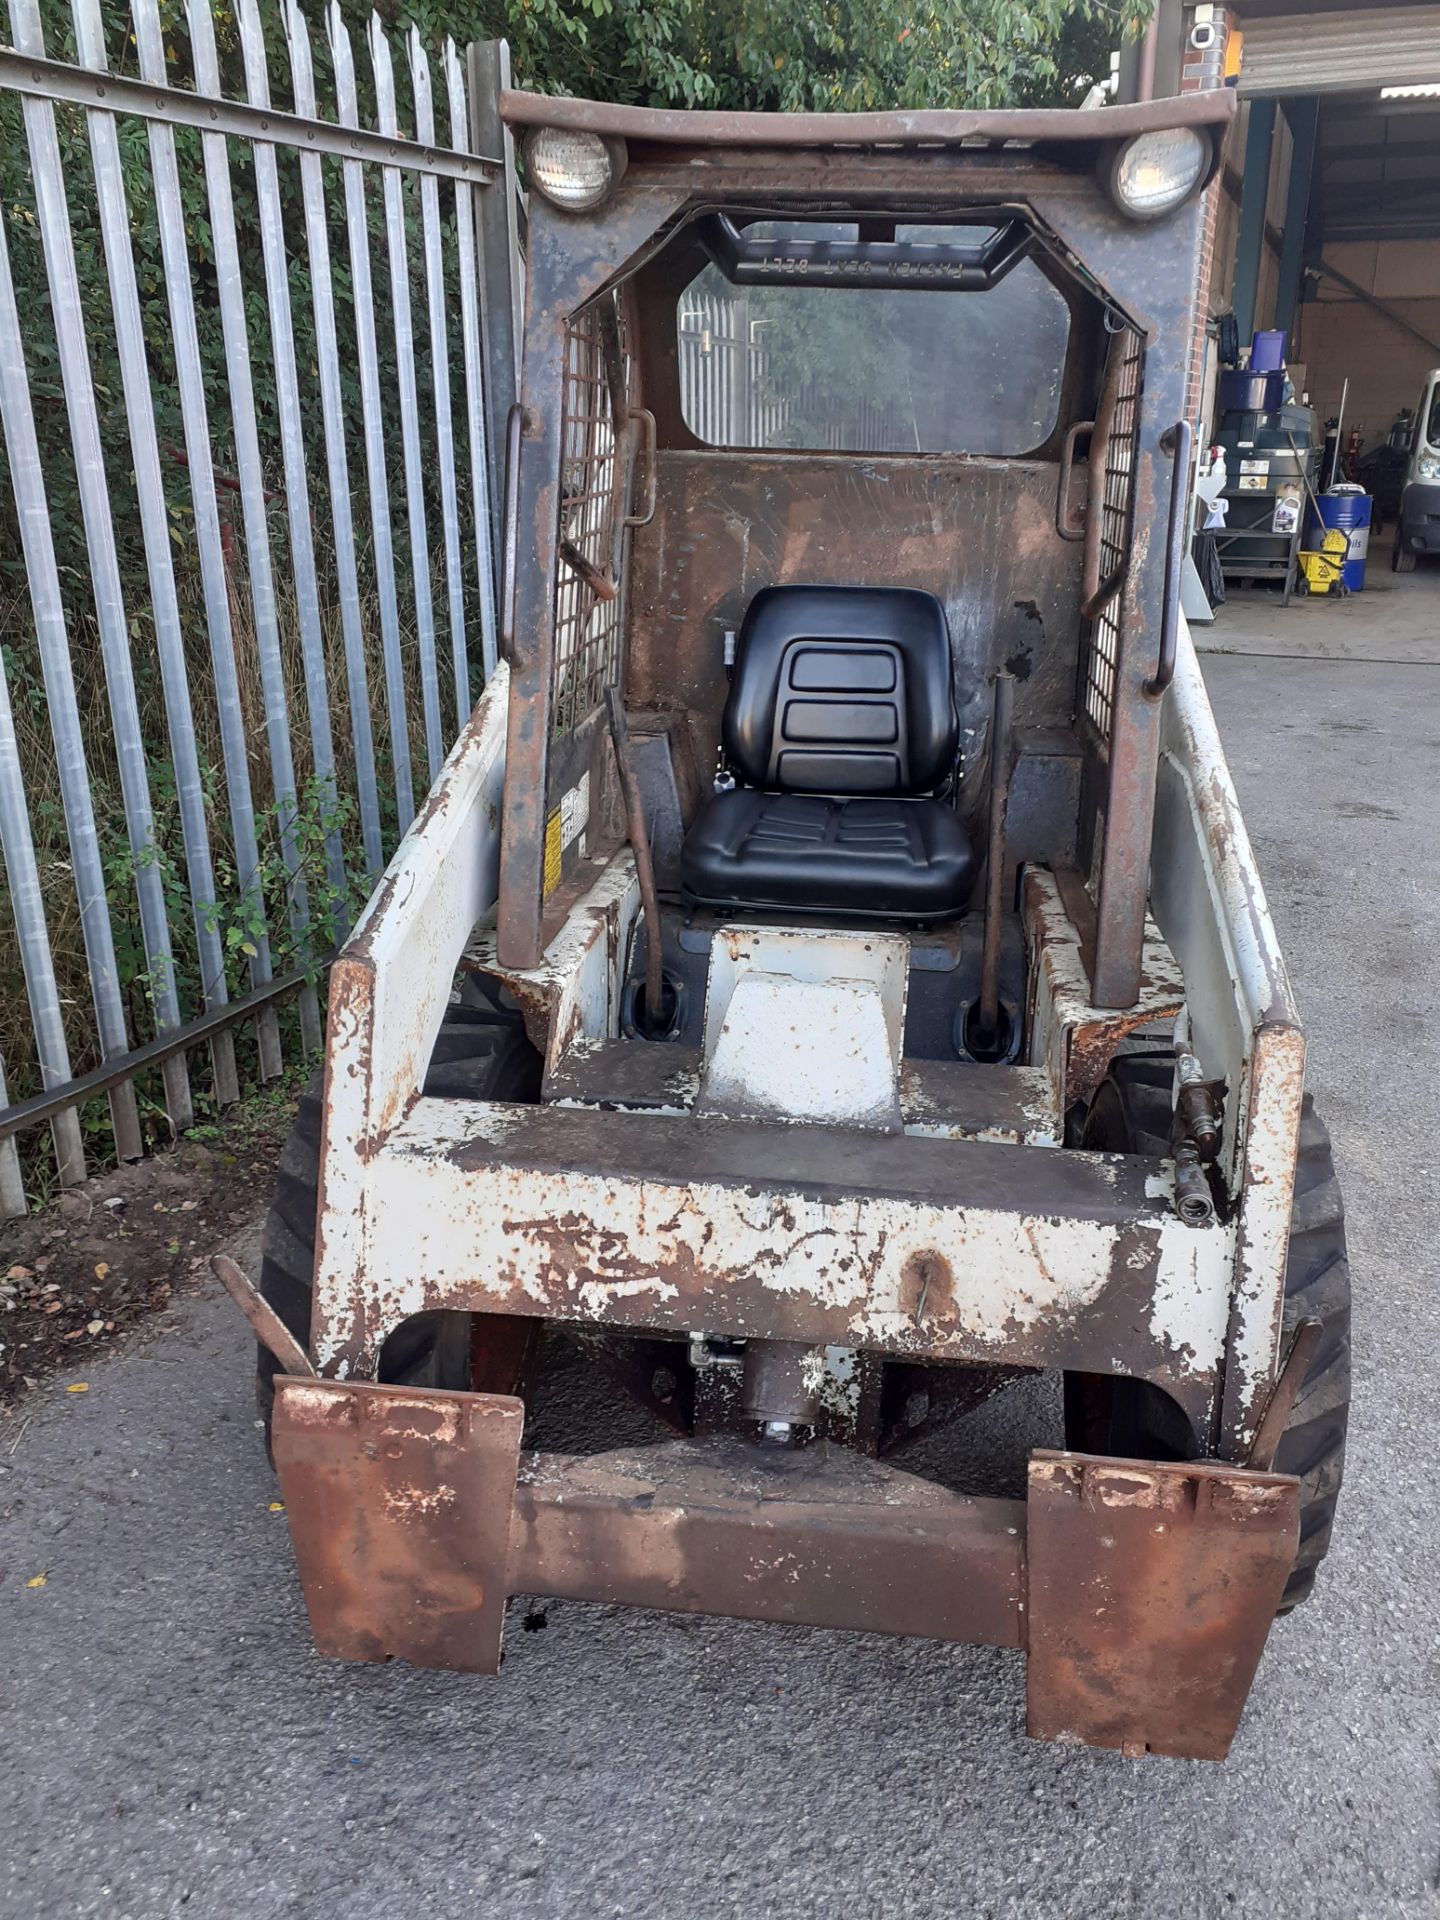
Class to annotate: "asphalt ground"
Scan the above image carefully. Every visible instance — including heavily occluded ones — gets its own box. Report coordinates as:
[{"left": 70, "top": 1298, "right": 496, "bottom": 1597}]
[{"left": 3, "top": 619, "right": 1439, "bottom": 1918}]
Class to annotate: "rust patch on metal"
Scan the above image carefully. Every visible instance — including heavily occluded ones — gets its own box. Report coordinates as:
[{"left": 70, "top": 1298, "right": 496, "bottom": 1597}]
[
  {"left": 500, "top": 85, "right": 1235, "bottom": 149},
  {"left": 1024, "top": 865, "right": 1184, "bottom": 1109},
  {"left": 511, "top": 1436, "right": 1026, "bottom": 1647},
  {"left": 901, "top": 1249, "right": 954, "bottom": 1327},
  {"left": 272, "top": 1379, "right": 523, "bottom": 1674},
  {"left": 627, "top": 452, "right": 1083, "bottom": 840},
  {"left": 1025, "top": 1450, "right": 1299, "bottom": 1761}
]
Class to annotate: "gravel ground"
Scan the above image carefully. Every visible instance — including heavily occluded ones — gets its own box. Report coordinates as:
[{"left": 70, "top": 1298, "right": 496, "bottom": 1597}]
[{"left": 2, "top": 645, "right": 1438, "bottom": 1920}]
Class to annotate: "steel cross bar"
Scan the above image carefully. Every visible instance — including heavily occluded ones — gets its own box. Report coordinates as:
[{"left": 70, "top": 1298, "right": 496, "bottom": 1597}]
[{"left": 0, "top": 47, "right": 499, "bottom": 185}]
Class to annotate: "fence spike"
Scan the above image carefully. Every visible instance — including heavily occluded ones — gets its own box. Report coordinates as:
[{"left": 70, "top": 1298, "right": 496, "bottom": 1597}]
[
  {"left": 411, "top": 24, "right": 470, "bottom": 734},
  {"left": 284, "top": 0, "right": 384, "bottom": 883},
  {"left": 186, "top": 0, "right": 322, "bottom": 1058},
  {"left": 445, "top": 36, "right": 499, "bottom": 684},
  {"left": 372, "top": 11, "right": 444, "bottom": 782},
  {"left": 131, "top": 0, "right": 284, "bottom": 1082},
  {"left": 328, "top": 0, "right": 416, "bottom": 833}
]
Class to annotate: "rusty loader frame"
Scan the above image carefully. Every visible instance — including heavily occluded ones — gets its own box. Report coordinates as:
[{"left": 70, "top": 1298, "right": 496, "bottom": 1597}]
[{"left": 242, "top": 83, "right": 1331, "bottom": 1762}]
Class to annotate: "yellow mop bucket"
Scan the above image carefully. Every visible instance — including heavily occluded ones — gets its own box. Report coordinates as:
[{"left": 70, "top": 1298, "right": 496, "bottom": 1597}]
[{"left": 1297, "top": 527, "right": 1349, "bottom": 595}]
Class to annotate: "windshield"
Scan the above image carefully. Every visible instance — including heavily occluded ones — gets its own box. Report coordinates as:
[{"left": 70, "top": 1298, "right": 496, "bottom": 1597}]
[
  {"left": 677, "top": 222, "right": 1071, "bottom": 457},
  {"left": 1427, "top": 378, "right": 1440, "bottom": 450}
]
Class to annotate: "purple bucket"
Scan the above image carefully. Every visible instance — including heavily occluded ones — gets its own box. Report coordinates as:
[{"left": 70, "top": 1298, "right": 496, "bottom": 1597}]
[{"left": 1250, "top": 329, "right": 1286, "bottom": 373}]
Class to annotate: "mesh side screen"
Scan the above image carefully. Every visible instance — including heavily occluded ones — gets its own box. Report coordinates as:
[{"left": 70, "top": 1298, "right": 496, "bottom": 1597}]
[
  {"left": 1081, "top": 328, "right": 1143, "bottom": 741},
  {"left": 552, "top": 308, "right": 625, "bottom": 738}
]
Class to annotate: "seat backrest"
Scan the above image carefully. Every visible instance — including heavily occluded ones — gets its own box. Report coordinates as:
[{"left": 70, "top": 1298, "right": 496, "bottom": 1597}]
[{"left": 723, "top": 585, "right": 958, "bottom": 796}]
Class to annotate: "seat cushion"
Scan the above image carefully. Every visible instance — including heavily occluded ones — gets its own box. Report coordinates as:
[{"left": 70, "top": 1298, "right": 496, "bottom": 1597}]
[
  {"left": 681, "top": 791, "right": 976, "bottom": 921},
  {"left": 724, "top": 585, "right": 958, "bottom": 796}
]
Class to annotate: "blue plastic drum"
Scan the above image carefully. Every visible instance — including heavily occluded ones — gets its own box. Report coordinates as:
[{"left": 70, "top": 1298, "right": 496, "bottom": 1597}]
[{"left": 1306, "top": 486, "right": 1372, "bottom": 592}]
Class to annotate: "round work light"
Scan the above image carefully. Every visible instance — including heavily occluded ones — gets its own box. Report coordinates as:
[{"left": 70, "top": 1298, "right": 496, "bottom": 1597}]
[
  {"left": 1107, "top": 127, "right": 1210, "bottom": 220},
  {"left": 525, "top": 127, "right": 627, "bottom": 213}
]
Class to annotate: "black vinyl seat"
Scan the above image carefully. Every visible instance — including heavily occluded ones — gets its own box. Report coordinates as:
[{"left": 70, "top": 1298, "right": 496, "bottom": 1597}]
[{"left": 680, "top": 585, "right": 976, "bottom": 921}]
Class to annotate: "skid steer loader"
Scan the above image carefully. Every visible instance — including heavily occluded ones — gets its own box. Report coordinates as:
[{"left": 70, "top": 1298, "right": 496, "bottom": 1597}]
[{"left": 224, "top": 78, "right": 1350, "bottom": 1762}]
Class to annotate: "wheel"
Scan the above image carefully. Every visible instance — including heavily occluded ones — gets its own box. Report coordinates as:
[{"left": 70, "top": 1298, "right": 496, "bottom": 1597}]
[
  {"left": 1293, "top": 573, "right": 1310, "bottom": 596},
  {"left": 254, "top": 1003, "right": 544, "bottom": 1443},
  {"left": 1393, "top": 544, "right": 1416, "bottom": 574},
  {"left": 1071, "top": 1054, "right": 1350, "bottom": 1610}
]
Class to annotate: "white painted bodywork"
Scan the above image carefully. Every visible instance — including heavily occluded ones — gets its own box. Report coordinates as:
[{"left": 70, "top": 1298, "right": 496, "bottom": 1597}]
[
  {"left": 315, "top": 663, "right": 511, "bottom": 1319},
  {"left": 697, "top": 927, "right": 909, "bottom": 1131},
  {"left": 333, "top": 1092, "right": 1235, "bottom": 1391},
  {"left": 1150, "top": 622, "right": 1304, "bottom": 1449},
  {"left": 312, "top": 631, "right": 1302, "bottom": 1454}
]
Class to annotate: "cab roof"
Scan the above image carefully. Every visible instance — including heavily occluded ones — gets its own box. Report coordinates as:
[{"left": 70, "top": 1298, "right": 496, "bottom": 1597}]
[{"left": 500, "top": 86, "right": 1235, "bottom": 153}]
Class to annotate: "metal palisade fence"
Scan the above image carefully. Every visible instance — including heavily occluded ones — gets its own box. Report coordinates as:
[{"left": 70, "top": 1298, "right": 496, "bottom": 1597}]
[
  {"left": 0, "top": 0, "right": 523, "bottom": 1212},
  {"left": 677, "top": 286, "right": 910, "bottom": 453}
]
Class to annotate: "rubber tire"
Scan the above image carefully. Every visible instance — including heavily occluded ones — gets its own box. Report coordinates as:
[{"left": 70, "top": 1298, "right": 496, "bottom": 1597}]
[
  {"left": 254, "top": 1004, "right": 544, "bottom": 1442},
  {"left": 1077, "top": 1054, "right": 1350, "bottom": 1610},
  {"left": 1392, "top": 544, "right": 1416, "bottom": 574}
]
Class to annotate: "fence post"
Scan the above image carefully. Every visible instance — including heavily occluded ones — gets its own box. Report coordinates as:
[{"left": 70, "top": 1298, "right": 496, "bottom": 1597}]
[
  {"left": 236, "top": 0, "right": 347, "bottom": 919},
  {"left": 0, "top": 644, "right": 87, "bottom": 1195},
  {"left": 467, "top": 38, "right": 523, "bottom": 547},
  {"left": 410, "top": 26, "right": 471, "bottom": 738},
  {"left": 445, "top": 39, "right": 500, "bottom": 684},
  {"left": 283, "top": 0, "right": 384, "bottom": 883}
]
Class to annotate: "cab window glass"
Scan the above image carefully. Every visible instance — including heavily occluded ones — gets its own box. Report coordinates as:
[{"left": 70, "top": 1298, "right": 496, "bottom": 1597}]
[{"left": 677, "top": 222, "right": 1070, "bottom": 456}]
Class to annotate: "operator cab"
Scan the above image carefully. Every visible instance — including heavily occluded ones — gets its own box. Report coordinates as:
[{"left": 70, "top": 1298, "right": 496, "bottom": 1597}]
[{"left": 494, "top": 99, "right": 1225, "bottom": 1035}]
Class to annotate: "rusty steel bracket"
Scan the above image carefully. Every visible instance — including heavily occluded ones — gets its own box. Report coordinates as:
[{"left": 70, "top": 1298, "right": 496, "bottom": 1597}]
[
  {"left": 272, "top": 1379, "right": 524, "bottom": 1673},
  {"left": 512, "top": 1437, "right": 1026, "bottom": 1645},
  {"left": 212, "top": 1254, "right": 315, "bottom": 1378},
  {"left": 267, "top": 1388, "right": 1299, "bottom": 1761},
  {"left": 1246, "top": 1317, "right": 1323, "bottom": 1472},
  {"left": 1026, "top": 1451, "right": 1300, "bottom": 1761}
]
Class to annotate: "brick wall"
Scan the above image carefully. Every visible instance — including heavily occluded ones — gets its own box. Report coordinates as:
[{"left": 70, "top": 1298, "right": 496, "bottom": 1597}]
[{"left": 1186, "top": 177, "right": 1224, "bottom": 426}]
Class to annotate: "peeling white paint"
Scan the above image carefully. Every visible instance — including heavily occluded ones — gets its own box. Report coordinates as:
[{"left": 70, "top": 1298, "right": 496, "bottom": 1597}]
[
  {"left": 313, "top": 1096, "right": 1233, "bottom": 1391},
  {"left": 578, "top": 1275, "right": 681, "bottom": 1312}
]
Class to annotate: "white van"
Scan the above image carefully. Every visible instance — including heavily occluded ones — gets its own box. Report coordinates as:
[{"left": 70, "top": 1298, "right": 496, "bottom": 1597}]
[{"left": 1395, "top": 367, "right": 1440, "bottom": 572}]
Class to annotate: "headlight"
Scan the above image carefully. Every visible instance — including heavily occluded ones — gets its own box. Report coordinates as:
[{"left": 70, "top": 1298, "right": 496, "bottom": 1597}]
[
  {"left": 1106, "top": 127, "right": 1211, "bottom": 220},
  {"left": 1418, "top": 454, "right": 1440, "bottom": 481},
  {"left": 524, "top": 126, "right": 627, "bottom": 212}
]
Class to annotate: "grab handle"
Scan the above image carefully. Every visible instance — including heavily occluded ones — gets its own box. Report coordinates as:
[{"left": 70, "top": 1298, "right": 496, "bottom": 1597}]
[
  {"left": 1055, "top": 418, "right": 1093, "bottom": 541},
  {"left": 623, "top": 408, "right": 658, "bottom": 528},
  {"left": 1145, "top": 419, "right": 1193, "bottom": 700},
  {"left": 499, "top": 402, "right": 525, "bottom": 664}
]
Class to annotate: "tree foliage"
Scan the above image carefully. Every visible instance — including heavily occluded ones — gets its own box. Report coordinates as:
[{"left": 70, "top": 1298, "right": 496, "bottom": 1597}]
[{"left": 392, "top": 0, "right": 1153, "bottom": 113}]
